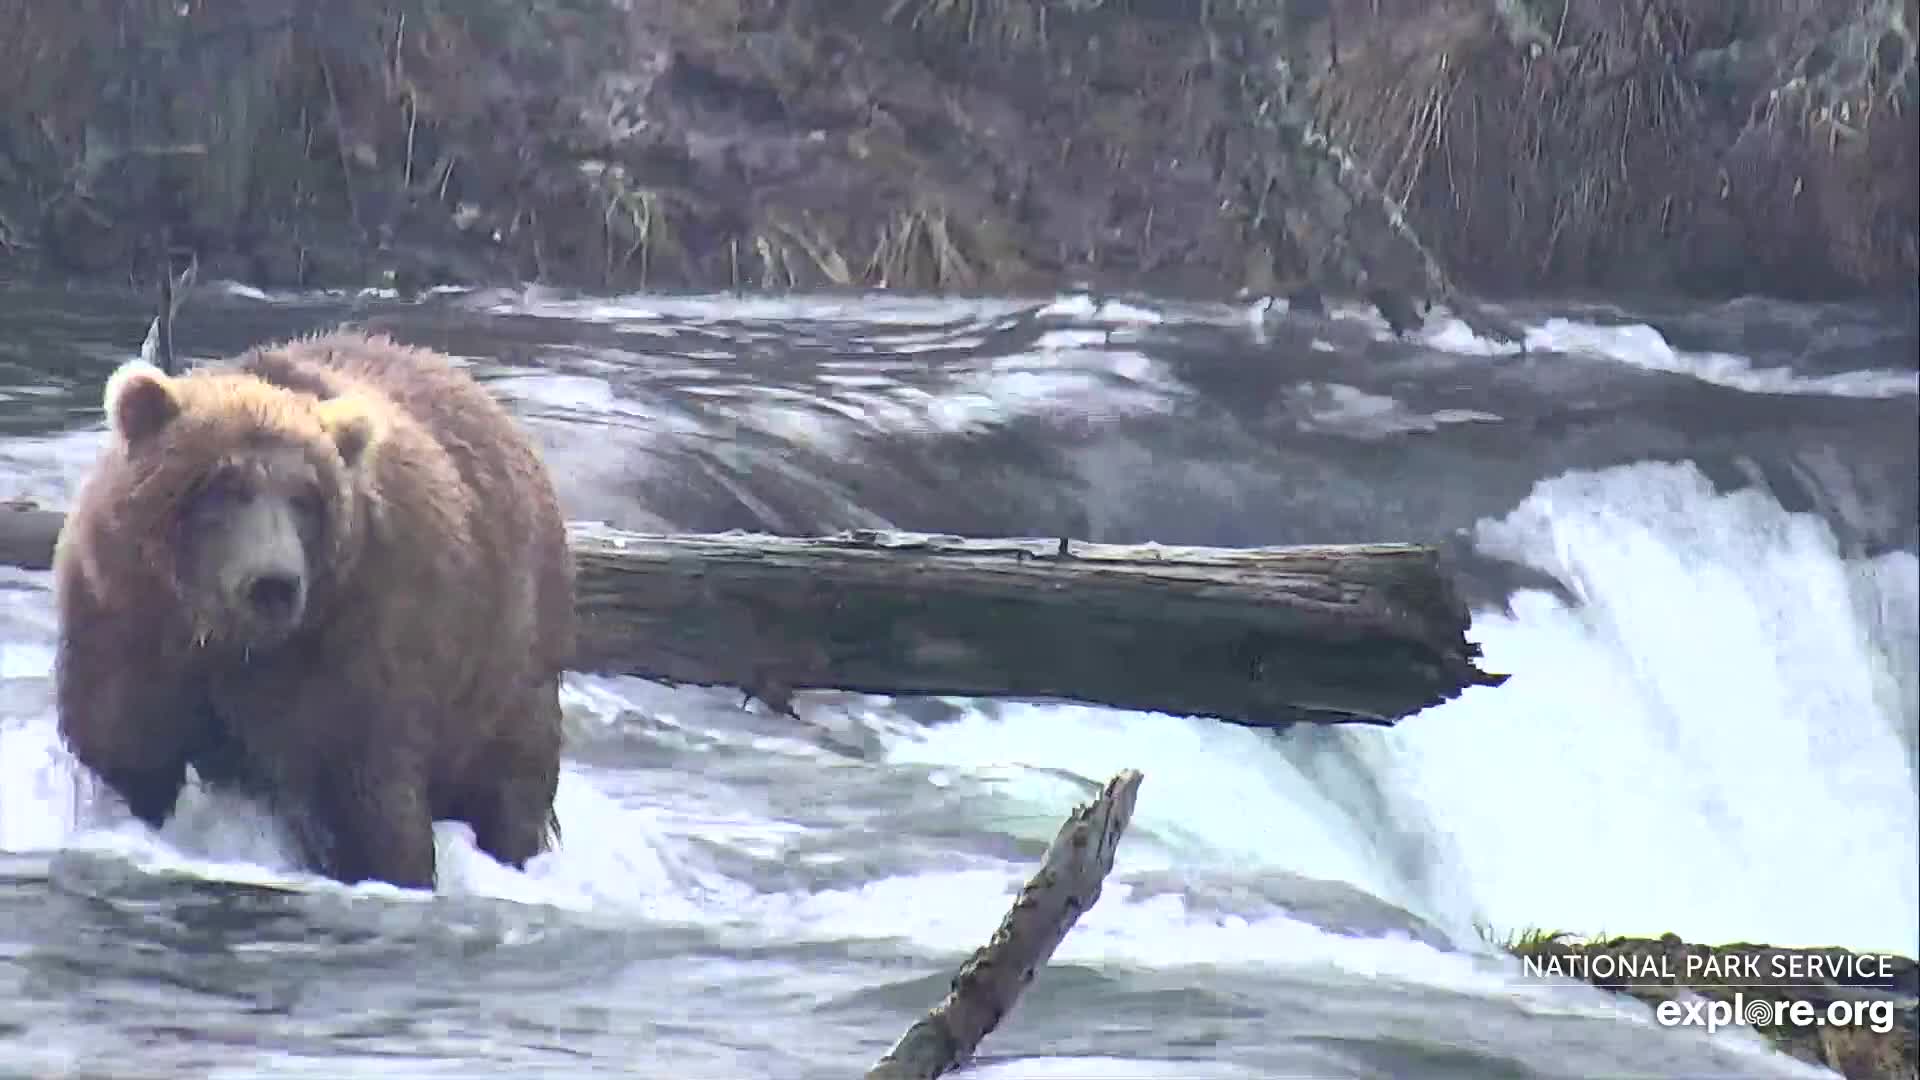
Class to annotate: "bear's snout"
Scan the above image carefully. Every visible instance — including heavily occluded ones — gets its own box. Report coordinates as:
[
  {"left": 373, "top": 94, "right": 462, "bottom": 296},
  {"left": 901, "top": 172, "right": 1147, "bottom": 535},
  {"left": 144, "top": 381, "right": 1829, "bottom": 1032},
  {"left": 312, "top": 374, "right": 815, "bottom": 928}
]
[
  {"left": 204, "top": 492, "right": 315, "bottom": 646},
  {"left": 244, "top": 572, "right": 305, "bottom": 624}
]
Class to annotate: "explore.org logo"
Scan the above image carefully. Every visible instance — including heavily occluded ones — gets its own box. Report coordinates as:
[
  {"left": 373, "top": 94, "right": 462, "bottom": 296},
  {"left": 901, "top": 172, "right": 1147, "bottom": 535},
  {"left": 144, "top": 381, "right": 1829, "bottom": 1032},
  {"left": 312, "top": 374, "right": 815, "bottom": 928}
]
[{"left": 1654, "top": 992, "right": 1902, "bottom": 1035}]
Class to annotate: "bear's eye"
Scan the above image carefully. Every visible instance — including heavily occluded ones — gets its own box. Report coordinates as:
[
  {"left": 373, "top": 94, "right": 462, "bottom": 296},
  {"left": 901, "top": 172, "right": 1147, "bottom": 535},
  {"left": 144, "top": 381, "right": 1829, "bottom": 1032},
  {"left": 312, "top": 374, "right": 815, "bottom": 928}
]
[
  {"left": 186, "top": 472, "right": 250, "bottom": 517},
  {"left": 290, "top": 489, "right": 326, "bottom": 523}
]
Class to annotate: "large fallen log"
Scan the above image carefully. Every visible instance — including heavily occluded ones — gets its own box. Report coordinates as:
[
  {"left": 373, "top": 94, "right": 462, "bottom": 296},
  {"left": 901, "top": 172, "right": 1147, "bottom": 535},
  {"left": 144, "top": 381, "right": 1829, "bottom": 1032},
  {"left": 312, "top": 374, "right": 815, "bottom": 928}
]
[
  {"left": 866, "top": 768, "right": 1144, "bottom": 1080},
  {"left": 0, "top": 507, "right": 1504, "bottom": 729}
]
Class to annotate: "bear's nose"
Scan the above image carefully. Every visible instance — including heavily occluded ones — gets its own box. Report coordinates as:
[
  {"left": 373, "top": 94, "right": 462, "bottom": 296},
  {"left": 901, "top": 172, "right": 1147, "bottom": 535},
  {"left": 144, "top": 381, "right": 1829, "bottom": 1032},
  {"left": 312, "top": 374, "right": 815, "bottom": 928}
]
[{"left": 246, "top": 573, "right": 304, "bottom": 620}]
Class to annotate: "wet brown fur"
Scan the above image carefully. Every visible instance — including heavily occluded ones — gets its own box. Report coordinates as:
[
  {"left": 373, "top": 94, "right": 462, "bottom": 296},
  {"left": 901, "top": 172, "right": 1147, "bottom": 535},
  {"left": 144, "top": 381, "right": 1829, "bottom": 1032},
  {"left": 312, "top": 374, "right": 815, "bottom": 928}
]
[{"left": 53, "top": 330, "right": 575, "bottom": 889}]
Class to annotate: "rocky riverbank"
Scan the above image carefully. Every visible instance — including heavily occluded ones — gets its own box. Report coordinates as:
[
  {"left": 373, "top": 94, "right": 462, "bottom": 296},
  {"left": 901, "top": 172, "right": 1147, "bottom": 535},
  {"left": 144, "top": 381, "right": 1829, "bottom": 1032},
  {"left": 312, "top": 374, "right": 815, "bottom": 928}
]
[
  {"left": 1, "top": 1, "right": 1913, "bottom": 308},
  {"left": 1501, "top": 930, "right": 1919, "bottom": 1079}
]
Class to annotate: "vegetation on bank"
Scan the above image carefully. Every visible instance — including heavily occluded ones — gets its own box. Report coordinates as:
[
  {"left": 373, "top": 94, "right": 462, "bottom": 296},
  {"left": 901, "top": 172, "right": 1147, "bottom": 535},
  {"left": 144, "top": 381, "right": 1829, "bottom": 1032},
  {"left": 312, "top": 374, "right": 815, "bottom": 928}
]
[
  {"left": 0, "top": 1, "right": 1912, "bottom": 304},
  {"left": 1487, "top": 925, "right": 1920, "bottom": 1080}
]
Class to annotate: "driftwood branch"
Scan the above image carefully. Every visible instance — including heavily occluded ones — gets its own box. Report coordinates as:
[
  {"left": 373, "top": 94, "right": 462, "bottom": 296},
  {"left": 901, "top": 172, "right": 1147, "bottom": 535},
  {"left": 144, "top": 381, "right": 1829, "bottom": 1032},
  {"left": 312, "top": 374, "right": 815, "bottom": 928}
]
[
  {"left": 865, "top": 768, "right": 1144, "bottom": 1080},
  {"left": 0, "top": 509, "right": 1504, "bottom": 729}
]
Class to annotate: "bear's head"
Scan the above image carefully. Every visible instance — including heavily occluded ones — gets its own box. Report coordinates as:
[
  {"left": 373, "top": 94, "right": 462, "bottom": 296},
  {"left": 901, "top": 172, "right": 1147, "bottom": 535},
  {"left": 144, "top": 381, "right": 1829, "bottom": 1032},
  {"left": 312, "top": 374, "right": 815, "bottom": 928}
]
[{"left": 101, "top": 359, "right": 383, "bottom": 651}]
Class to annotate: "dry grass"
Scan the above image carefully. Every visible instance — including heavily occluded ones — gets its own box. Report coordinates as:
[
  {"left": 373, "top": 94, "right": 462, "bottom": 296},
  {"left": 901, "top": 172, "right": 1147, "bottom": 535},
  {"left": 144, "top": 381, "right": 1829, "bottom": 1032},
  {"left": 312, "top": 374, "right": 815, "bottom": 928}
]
[
  {"left": 1484, "top": 924, "right": 1588, "bottom": 954},
  {"left": 592, "top": 165, "right": 671, "bottom": 288},
  {"left": 1315, "top": 0, "right": 1725, "bottom": 288},
  {"left": 1313, "top": 0, "right": 1918, "bottom": 296},
  {"left": 1820, "top": 1024, "right": 1920, "bottom": 1080},
  {"left": 1800, "top": 1002, "right": 1918, "bottom": 1080},
  {"left": 866, "top": 205, "right": 979, "bottom": 289},
  {"left": 751, "top": 212, "right": 857, "bottom": 289},
  {"left": 882, "top": 0, "right": 1105, "bottom": 50},
  {"left": 1722, "top": 0, "right": 1919, "bottom": 293}
]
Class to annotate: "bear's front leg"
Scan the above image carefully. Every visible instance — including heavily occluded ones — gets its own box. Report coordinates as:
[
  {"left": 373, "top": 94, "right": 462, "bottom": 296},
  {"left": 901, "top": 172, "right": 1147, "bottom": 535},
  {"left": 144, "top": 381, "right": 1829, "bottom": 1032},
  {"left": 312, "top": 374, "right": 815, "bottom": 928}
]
[
  {"left": 92, "top": 761, "right": 188, "bottom": 832},
  {"left": 212, "top": 664, "right": 440, "bottom": 890},
  {"left": 283, "top": 760, "right": 438, "bottom": 890},
  {"left": 54, "top": 612, "right": 198, "bottom": 831}
]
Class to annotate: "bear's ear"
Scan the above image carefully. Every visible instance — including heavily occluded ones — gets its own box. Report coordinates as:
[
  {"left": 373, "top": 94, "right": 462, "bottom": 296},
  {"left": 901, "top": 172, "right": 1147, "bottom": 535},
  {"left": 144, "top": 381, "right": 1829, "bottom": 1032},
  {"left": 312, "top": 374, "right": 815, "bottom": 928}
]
[
  {"left": 104, "top": 360, "right": 181, "bottom": 443},
  {"left": 315, "top": 395, "right": 383, "bottom": 468}
]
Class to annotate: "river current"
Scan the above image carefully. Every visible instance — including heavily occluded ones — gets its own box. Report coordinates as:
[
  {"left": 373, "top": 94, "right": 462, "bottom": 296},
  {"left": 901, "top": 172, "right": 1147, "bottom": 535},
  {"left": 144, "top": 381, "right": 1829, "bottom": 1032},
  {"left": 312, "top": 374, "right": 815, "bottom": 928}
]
[{"left": 0, "top": 280, "right": 1913, "bottom": 1078}]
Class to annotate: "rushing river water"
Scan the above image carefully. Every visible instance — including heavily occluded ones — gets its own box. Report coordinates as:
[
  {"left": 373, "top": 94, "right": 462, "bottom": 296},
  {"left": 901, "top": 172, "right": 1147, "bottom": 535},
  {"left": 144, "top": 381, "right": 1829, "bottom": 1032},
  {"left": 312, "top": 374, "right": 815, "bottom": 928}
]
[{"left": 0, "top": 280, "right": 1914, "bottom": 1078}]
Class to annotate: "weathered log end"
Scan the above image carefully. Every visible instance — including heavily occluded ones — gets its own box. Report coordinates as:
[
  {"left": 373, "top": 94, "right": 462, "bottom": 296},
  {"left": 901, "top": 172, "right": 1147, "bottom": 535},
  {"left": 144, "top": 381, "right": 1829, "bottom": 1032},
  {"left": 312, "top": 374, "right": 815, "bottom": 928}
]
[
  {"left": 0, "top": 505, "right": 63, "bottom": 571},
  {"left": 865, "top": 768, "right": 1144, "bottom": 1080}
]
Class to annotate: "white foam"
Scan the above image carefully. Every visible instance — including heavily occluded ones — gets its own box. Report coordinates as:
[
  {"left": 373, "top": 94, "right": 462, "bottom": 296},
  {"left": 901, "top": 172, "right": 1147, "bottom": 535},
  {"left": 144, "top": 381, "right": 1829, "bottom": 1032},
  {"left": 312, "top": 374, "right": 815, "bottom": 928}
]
[
  {"left": 0, "top": 651, "right": 1594, "bottom": 1013},
  {"left": 1526, "top": 317, "right": 1919, "bottom": 397},
  {"left": 484, "top": 324, "right": 1186, "bottom": 454},
  {"left": 920, "top": 350, "right": 1183, "bottom": 435},
  {"left": 961, "top": 1059, "right": 1265, "bottom": 1080},
  {"left": 0, "top": 428, "right": 107, "bottom": 507},
  {"left": 206, "top": 280, "right": 473, "bottom": 305},
  {"left": 1849, "top": 550, "right": 1920, "bottom": 769},
  {"left": 1286, "top": 381, "right": 1502, "bottom": 437},
  {"left": 1419, "top": 313, "right": 1527, "bottom": 356},
  {"left": 0, "top": 664, "right": 709, "bottom": 921},
  {"left": 880, "top": 705, "right": 1417, "bottom": 909},
  {"left": 0, "top": 713, "right": 82, "bottom": 854},
  {"left": 1388, "top": 460, "right": 1919, "bottom": 955},
  {"left": 1036, "top": 294, "right": 1165, "bottom": 325},
  {"left": 215, "top": 281, "right": 276, "bottom": 302},
  {"left": 738, "top": 847, "right": 1512, "bottom": 995},
  {"left": 1281, "top": 303, "right": 1918, "bottom": 402}
]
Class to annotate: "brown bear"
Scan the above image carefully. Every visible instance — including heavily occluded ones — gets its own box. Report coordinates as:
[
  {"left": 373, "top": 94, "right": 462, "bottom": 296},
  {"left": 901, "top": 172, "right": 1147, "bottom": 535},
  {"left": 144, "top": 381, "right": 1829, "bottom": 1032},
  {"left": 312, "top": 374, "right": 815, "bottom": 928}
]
[{"left": 52, "top": 330, "right": 576, "bottom": 890}]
